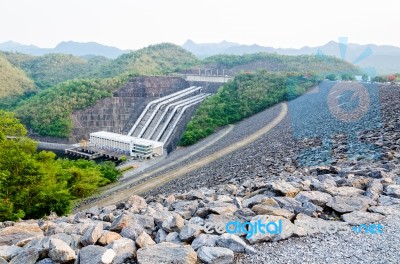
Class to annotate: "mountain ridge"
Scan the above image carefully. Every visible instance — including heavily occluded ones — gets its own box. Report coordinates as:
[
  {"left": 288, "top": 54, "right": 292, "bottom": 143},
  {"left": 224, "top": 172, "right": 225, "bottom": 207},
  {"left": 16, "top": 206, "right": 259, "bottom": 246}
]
[
  {"left": 0, "top": 41, "right": 129, "bottom": 59},
  {"left": 182, "top": 40, "right": 400, "bottom": 74}
]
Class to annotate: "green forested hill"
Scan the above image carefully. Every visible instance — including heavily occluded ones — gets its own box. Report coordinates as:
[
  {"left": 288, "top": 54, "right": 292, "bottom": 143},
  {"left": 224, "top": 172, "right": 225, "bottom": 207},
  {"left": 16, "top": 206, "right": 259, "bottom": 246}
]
[
  {"left": 97, "top": 43, "right": 200, "bottom": 78},
  {"left": 1, "top": 43, "right": 363, "bottom": 139},
  {"left": 11, "top": 43, "right": 200, "bottom": 137},
  {"left": 203, "top": 53, "right": 361, "bottom": 76},
  {"left": 5, "top": 52, "right": 110, "bottom": 89},
  {"left": 0, "top": 53, "right": 36, "bottom": 99},
  {"left": 15, "top": 78, "right": 125, "bottom": 137}
]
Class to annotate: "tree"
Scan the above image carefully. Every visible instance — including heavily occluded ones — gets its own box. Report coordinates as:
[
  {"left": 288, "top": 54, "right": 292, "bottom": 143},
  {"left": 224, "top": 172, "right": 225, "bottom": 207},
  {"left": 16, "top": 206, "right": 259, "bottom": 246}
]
[
  {"left": 326, "top": 74, "right": 337, "bottom": 81},
  {"left": 341, "top": 73, "right": 355, "bottom": 81},
  {"left": 362, "top": 74, "right": 369, "bottom": 82}
]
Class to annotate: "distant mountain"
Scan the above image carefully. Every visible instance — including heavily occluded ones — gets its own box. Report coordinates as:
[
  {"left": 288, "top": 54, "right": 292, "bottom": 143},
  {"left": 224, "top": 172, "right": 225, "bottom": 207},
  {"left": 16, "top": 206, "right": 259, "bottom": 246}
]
[
  {"left": 182, "top": 40, "right": 400, "bottom": 74},
  {"left": 0, "top": 41, "right": 128, "bottom": 59}
]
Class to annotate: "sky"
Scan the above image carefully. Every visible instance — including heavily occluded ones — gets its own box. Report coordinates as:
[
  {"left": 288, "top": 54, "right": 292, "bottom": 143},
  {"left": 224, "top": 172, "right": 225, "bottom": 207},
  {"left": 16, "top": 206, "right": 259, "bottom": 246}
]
[{"left": 0, "top": 0, "right": 399, "bottom": 50}]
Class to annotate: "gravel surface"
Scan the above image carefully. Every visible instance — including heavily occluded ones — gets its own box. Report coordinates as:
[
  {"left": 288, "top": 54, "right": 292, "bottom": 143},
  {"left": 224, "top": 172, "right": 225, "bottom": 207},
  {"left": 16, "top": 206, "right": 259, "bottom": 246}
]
[
  {"left": 238, "top": 205, "right": 400, "bottom": 264},
  {"left": 147, "top": 82, "right": 400, "bottom": 195}
]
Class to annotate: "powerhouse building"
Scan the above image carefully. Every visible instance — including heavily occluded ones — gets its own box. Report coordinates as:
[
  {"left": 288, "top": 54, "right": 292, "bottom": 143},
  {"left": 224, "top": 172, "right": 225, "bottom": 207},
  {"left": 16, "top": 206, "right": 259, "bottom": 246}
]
[{"left": 89, "top": 131, "right": 163, "bottom": 159}]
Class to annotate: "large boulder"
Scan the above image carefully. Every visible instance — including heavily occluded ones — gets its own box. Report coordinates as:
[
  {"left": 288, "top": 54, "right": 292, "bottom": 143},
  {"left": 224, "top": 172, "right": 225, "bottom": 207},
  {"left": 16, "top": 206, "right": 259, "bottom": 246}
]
[
  {"left": 269, "top": 181, "right": 300, "bottom": 197},
  {"left": 97, "top": 231, "right": 122, "bottom": 246},
  {"left": 295, "top": 191, "right": 332, "bottom": 206},
  {"left": 81, "top": 222, "right": 103, "bottom": 246},
  {"left": 9, "top": 248, "right": 39, "bottom": 264},
  {"left": 341, "top": 211, "right": 385, "bottom": 225},
  {"left": 385, "top": 185, "right": 400, "bottom": 198},
  {"left": 137, "top": 242, "right": 197, "bottom": 264},
  {"left": 0, "top": 223, "right": 43, "bottom": 246},
  {"left": 162, "top": 213, "right": 184, "bottom": 232},
  {"left": 327, "top": 196, "right": 372, "bottom": 213},
  {"left": 78, "top": 245, "right": 115, "bottom": 264},
  {"left": 0, "top": 245, "right": 22, "bottom": 261},
  {"left": 247, "top": 215, "right": 294, "bottom": 244},
  {"left": 135, "top": 231, "right": 156, "bottom": 248},
  {"left": 191, "top": 234, "right": 219, "bottom": 251},
  {"left": 251, "top": 204, "right": 294, "bottom": 219},
  {"left": 110, "top": 214, "right": 131, "bottom": 232},
  {"left": 197, "top": 246, "right": 234, "bottom": 264},
  {"left": 107, "top": 238, "right": 136, "bottom": 264},
  {"left": 326, "top": 187, "right": 364, "bottom": 197},
  {"left": 48, "top": 238, "right": 76, "bottom": 263}
]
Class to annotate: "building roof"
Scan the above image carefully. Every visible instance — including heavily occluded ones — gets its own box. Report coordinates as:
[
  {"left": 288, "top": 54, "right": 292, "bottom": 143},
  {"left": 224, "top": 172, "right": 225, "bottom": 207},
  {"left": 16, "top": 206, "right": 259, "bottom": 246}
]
[{"left": 90, "top": 131, "right": 164, "bottom": 147}]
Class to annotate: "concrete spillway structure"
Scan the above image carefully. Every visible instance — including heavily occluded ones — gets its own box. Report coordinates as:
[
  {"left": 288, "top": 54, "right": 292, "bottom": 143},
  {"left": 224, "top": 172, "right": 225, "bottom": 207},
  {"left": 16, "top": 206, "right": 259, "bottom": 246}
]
[
  {"left": 127, "top": 86, "right": 199, "bottom": 136},
  {"left": 127, "top": 85, "right": 209, "bottom": 146}
]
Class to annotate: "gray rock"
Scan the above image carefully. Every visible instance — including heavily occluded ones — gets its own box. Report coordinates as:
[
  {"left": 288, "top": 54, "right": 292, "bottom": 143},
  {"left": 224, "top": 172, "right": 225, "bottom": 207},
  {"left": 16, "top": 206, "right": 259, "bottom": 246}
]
[
  {"left": 166, "top": 232, "right": 184, "bottom": 244},
  {"left": 272, "top": 197, "right": 303, "bottom": 213},
  {"left": 197, "top": 246, "right": 234, "bottom": 264},
  {"left": 86, "top": 205, "right": 100, "bottom": 216},
  {"left": 132, "top": 214, "right": 155, "bottom": 231},
  {"left": 268, "top": 181, "right": 300, "bottom": 197},
  {"left": 0, "top": 223, "right": 43, "bottom": 246},
  {"left": 172, "top": 201, "right": 199, "bottom": 219},
  {"left": 107, "top": 238, "right": 136, "bottom": 264},
  {"left": 81, "top": 222, "right": 103, "bottom": 246},
  {"left": 191, "top": 234, "right": 219, "bottom": 250},
  {"left": 78, "top": 245, "right": 115, "bottom": 264},
  {"left": 378, "top": 195, "right": 400, "bottom": 206},
  {"left": 243, "top": 195, "right": 269, "bottom": 208},
  {"left": 155, "top": 228, "right": 168, "bottom": 243},
  {"left": 126, "top": 195, "right": 148, "bottom": 213},
  {"left": 209, "top": 202, "right": 238, "bottom": 215},
  {"left": 9, "top": 249, "right": 39, "bottom": 264},
  {"left": 385, "top": 185, "right": 400, "bottom": 198},
  {"left": 110, "top": 214, "right": 131, "bottom": 232},
  {"left": 251, "top": 204, "right": 295, "bottom": 219},
  {"left": 23, "top": 236, "right": 50, "bottom": 259},
  {"left": 136, "top": 242, "right": 197, "bottom": 264},
  {"left": 0, "top": 245, "right": 22, "bottom": 261},
  {"left": 341, "top": 211, "right": 385, "bottom": 225},
  {"left": 35, "top": 258, "right": 57, "bottom": 264},
  {"left": 0, "top": 257, "right": 7, "bottom": 264},
  {"left": 48, "top": 238, "right": 76, "bottom": 263},
  {"left": 368, "top": 206, "right": 397, "bottom": 215},
  {"left": 97, "top": 231, "right": 122, "bottom": 246},
  {"left": 120, "top": 221, "right": 144, "bottom": 241},
  {"left": 135, "top": 231, "right": 156, "bottom": 248},
  {"left": 365, "top": 180, "right": 383, "bottom": 201},
  {"left": 162, "top": 213, "right": 184, "bottom": 232},
  {"left": 216, "top": 233, "right": 248, "bottom": 253},
  {"left": 326, "top": 187, "right": 364, "bottom": 197},
  {"left": 247, "top": 215, "right": 294, "bottom": 244},
  {"left": 327, "top": 196, "right": 372, "bottom": 213},
  {"left": 295, "top": 191, "right": 332, "bottom": 206},
  {"left": 179, "top": 224, "right": 202, "bottom": 242}
]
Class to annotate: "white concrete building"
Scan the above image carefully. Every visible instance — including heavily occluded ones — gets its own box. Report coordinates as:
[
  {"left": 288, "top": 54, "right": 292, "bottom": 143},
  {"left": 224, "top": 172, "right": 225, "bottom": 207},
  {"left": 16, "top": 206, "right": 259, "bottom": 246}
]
[{"left": 89, "top": 131, "right": 163, "bottom": 159}]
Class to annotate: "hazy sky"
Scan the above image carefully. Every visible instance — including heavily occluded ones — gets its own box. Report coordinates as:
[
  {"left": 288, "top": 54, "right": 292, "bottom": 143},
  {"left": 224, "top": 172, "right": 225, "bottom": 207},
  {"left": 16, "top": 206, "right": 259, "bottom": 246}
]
[{"left": 1, "top": 0, "right": 399, "bottom": 50}]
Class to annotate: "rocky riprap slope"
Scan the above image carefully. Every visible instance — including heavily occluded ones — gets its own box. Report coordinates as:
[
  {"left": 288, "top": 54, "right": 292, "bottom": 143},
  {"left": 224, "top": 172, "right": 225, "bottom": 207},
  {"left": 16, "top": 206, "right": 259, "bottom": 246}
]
[
  {"left": 1, "top": 83, "right": 399, "bottom": 264},
  {"left": 1, "top": 165, "right": 399, "bottom": 264}
]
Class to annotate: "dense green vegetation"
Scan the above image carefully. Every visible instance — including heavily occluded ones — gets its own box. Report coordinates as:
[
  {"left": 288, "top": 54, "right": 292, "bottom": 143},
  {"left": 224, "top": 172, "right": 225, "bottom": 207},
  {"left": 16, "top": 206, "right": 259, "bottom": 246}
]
[
  {"left": 5, "top": 52, "right": 111, "bottom": 89},
  {"left": 1, "top": 43, "right": 200, "bottom": 137},
  {"left": 179, "top": 71, "right": 317, "bottom": 145},
  {"left": 97, "top": 43, "right": 200, "bottom": 78},
  {"left": 15, "top": 78, "right": 125, "bottom": 137},
  {"left": 372, "top": 73, "right": 400, "bottom": 83},
  {"left": 203, "top": 53, "right": 361, "bottom": 76},
  {"left": 0, "top": 110, "right": 121, "bottom": 221},
  {"left": 0, "top": 53, "right": 36, "bottom": 99}
]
